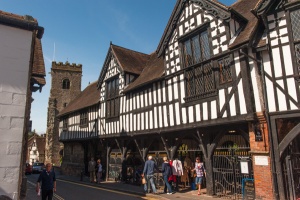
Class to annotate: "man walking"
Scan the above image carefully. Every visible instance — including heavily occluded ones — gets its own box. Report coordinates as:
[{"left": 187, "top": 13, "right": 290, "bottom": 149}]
[
  {"left": 36, "top": 163, "right": 56, "bottom": 200},
  {"left": 142, "top": 155, "right": 158, "bottom": 194},
  {"left": 88, "top": 157, "right": 96, "bottom": 183}
]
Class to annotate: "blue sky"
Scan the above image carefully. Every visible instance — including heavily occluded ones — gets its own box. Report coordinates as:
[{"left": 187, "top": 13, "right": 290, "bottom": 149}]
[{"left": 2, "top": 0, "right": 236, "bottom": 133}]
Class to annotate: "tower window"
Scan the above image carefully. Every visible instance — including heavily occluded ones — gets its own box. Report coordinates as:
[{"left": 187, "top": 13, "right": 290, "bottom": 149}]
[{"left": 62, "top": 79, "right": 70, "bottom": 89}]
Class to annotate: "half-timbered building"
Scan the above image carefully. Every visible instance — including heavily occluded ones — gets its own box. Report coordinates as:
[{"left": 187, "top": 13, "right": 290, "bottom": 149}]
[{"left": 58, "top": 0, "right": 300, "bottom": 199}]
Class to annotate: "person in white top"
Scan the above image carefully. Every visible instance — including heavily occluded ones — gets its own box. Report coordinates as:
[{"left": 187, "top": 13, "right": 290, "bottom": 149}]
[{"left": 172, "top": 158, "right": 183, "bottom": 191}]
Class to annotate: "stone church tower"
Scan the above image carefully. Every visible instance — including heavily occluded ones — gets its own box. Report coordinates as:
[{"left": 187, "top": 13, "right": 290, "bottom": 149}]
[{"left": 45, "top": 61, "right": 82, "bottom": 166}]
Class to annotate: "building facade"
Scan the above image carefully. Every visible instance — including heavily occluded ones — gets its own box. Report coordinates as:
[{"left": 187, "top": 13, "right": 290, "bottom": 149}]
[
  {"left": 58, "top": 0, "right": 300, "bottom": 199},
  {"left": 0, "top": 10, "right": 45, "bottom": 200},
  {"left": 27, "top": 134, "right": 46, "bottom": 165},
  {"left": 45, "top": 61, "right": 82, "bottom": 166}
]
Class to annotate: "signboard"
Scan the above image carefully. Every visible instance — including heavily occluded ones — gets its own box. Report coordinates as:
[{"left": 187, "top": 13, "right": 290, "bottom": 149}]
[
  {"left": 240, "top": 161, "right": 249, "bottom": 174},
  {"left": 255, "top": 128, "right": 263, "bottom": 141},
  {"left": 243, "top": 179, "right": 255, "bottom": 200},
  {"left": 254, "top": 156, "right": 268, "bottom": 166}
]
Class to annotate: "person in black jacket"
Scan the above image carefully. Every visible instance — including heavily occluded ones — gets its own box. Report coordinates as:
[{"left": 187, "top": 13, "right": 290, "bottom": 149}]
[
  {"left": 36, "top": 163, "right": 56, "bottom": 200},
  {"left": 161, "top": 157, "right": 173, "bottom": 195}
]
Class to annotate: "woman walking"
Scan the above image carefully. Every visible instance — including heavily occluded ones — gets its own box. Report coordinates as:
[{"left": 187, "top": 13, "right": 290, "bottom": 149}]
[{"left": 192, "top": 157, "right": 206, "bottom": 195}]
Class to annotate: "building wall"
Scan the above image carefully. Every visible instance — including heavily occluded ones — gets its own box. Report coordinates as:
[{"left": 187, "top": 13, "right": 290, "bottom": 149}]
[
  {"left": 0, "top": 24, "right": 33, "bottom": 199},
  {"left": 45, "top": 62, "right": 82, "bottom": 166}
]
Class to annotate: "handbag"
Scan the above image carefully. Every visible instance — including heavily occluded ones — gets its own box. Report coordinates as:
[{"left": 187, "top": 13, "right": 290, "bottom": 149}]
[{"left": 142, "top": 177, "right": 147, "bottom": 184}]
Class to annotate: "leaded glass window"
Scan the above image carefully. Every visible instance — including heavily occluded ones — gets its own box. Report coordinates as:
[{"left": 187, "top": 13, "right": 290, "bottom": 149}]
[
  {"left": 219, "top": 56, "right": 233, "bottom": 84},
  {"left": 290, "top": 9, "right": 300, "bottom": 76},
  {"left": 185, "top": 62, "right": 216, "bottom": 101},
  {"left": 182, "top": 30, "right": 211, "bottom": 68},
  {"left": 63, "top": 118, "right": 68, "bottom": 131},
  {"left": 80, "top": 111, "right": 88, "bottom": 127},
  {"left": 106, "top": 76, "right": 120, "bottom": 118}
]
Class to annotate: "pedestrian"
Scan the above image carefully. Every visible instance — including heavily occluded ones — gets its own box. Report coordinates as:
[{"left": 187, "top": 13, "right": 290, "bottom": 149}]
[
  {"left": 142, "top": 155, "right": 158, "bottom": 194},
  {"left": 36, "top": 163, "right": 56, "bottom": 200},
  {"left": 161, "top": 157, "right": 173, "bottom": 195},
  {"left": 88, "top": 157, "right": 96, "bottom": 183},
  {"left": 96, "top": 159, "right": 103, "bottom": 183},
  {"left": 192, "top": 157, "right": 206, "bottom": 195}
]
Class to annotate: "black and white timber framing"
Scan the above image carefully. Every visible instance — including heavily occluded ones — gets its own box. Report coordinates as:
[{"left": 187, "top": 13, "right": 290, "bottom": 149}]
[{"left": 58, "top": 0, "right": 300, "bottom": 199}]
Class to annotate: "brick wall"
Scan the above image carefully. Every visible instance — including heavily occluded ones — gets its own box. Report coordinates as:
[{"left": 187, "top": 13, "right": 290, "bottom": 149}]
[{"left": 249, "top": 112, "right": 274, "bottom": 200}]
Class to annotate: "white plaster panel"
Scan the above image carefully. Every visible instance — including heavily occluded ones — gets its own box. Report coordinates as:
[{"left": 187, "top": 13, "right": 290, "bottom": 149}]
[
  {"left": 188, "top": 106, "right": 194, "bottom": 123},
  {"left": 163, "top": 105, "right": 168, "bottom": 127},
  {"left": 175, "top": 103, "right": 180, "bottom": 125},
  {"left": 195, "top": 104, "right": 201, "bottom": 121},
  {"left": 154, "top": 107, "right": 158, "bottom": 128},
  {"left": 130, "top": 113, "right": 133, "bottom": 132},
  {"left": 203, "top": 102, "right": 208, "bottom": 120},
  {"left": 145, "top": 111, "right": 149, "bottom": 130},
  {"left": 149, "top": 110, "right": 153, "bottom": 129},
  {"left": 181, "top": 107, "right": 187, "bottom": 124},
  {"left": 169, "top": 104, "right": 174, "bottom": 126},
  {"left": 219, "top": 89, "right": 225, "bottom": 111},
  {"left": 141, "top": 112, "right": 144, "bottom": 130},
  {"left": 266, "top": 78, "right": 276, "bottom": 112},
  {"left": 280, "top": 35, "right": 289, "bottom": 44},
  {"left": 277, "top": 80, "right": 287, "bottom": 111},
  {"left": 272, "top": 48, "right": 283, "bottom": 77},
  {"left": 282, "top": 45, "right": 294, "bottom": 76},
  {"left": 180, "top": 75, "right": 185, "bottom": 103},
  {"left": 238, "top": 82, "right": 247, "bottom": 115},
  {"left": 267, "top": 14, "right": 275, "bottom": 21},
  {"left": 157, "top": 83, "right": 161, "bottom": 103},
  {"left": 158, "top": 106, "right": 162, "bottom": 128},
  {"left": 137, "top": 113, "right": 140, "bottom": 131},
  {"left": 211, "top": 100, "right": 217, "bottom": 119},
  {"left": 168, "top": 80, "right": 173, "bottom": 102},
  {"left": 148, "top": 88, "right": 152, "bottom": 105}
]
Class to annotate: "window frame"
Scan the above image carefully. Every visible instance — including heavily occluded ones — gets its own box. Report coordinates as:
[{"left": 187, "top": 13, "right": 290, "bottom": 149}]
[
  {"left": 80, "top": 111, "right": 88, "bottom": 127},
  {"left": 63, "top": 118, "right": 68, "bottom": 131},
  {"left": 179, "top": 24, "right": 217, "bottom": 102},
  {"left": 289, "top": 8, "right": 300, "bottom": 79},
  {"left": 62, "top": 79, "right": 70, "bottom": 89},
  {"left": 105, "top": 75, "right": 120, "bottom": 119}
]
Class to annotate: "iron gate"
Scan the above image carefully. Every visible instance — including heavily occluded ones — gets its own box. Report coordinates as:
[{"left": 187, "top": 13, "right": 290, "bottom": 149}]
[
  {"left": 283, "top": 153, "right": 300, "bottom": 200},
  {"left": 213, "top": 147, "right": 253, "bottom": 199}
]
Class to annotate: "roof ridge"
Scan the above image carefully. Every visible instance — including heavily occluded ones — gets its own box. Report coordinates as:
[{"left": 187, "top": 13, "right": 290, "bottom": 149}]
[{"left": 111, "top": 43, "right": 149, "bottom": 56}]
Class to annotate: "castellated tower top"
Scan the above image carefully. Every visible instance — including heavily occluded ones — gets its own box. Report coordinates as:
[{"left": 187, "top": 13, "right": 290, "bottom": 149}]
[{"left": 51, "top": 61, "right": 82, "bottom": 72}]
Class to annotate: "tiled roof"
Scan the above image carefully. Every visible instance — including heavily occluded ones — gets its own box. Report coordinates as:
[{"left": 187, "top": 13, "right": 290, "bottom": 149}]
[
  {"left": 229, "top": 0, "right": 261, "bottom": 49},
  {"left": 111, "top": 44, "right": 150, "bottom": 75},
  {"left": 123, "top": 52, "right": 164, "bottom": 93},
  {"left": 0, "top": 10, "right": 44, "bottom": 39},
  {"left": 31, "top": 38, "right": 46, "bottom": 85},
  {"left": 58, "top": 81, "right": 99, "bottom": 117}
]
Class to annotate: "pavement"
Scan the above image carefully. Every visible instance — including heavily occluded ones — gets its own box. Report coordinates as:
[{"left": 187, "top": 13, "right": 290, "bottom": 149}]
[{"left": 24, "top": 172, "right": 215, "bottom": 200}]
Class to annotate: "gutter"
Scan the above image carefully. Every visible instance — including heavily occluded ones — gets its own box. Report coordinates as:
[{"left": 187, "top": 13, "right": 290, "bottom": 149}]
[{"left": 0, "top": 14, "right": 44, "bottom": 39}]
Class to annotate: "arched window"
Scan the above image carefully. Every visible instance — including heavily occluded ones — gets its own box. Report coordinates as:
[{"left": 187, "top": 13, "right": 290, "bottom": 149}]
[{"left": 62, "top": 79, "right": 70, "bottom": 89}]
